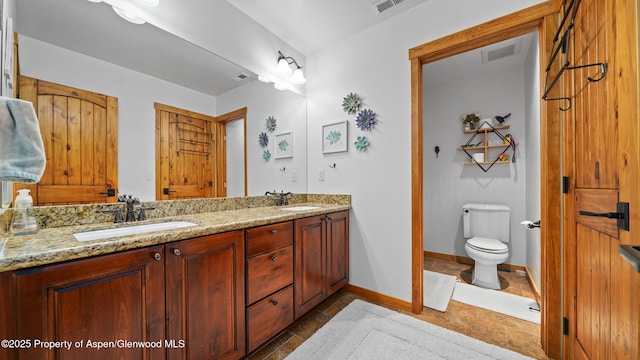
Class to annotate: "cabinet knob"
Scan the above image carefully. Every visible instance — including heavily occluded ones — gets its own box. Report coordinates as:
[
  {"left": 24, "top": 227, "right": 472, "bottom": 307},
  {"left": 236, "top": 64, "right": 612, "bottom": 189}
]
[
  {"left": 271, "top": 256, "right": 278, "bottom": 262},
  {"left": 270, "top": 229, "right": 278, "bottom": 234},
  {"left": 270, "top": 299, "right": 279, "bottom": 306},
  {"left": 153, "top": 253, "right": 162, "bottom": 261},
  {"left": 173, "top": 248, "right": 181, "bottom": 256}
]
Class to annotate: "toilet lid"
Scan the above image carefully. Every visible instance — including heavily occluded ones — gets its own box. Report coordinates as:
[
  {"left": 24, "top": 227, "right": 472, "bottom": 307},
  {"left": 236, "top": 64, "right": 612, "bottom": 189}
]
[{"left": 467, "top": 237, "right": 508, "bottom": 254}]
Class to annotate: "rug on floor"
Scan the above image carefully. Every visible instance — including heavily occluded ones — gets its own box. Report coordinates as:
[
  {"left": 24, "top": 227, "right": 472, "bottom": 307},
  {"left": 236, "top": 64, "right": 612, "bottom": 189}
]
[
  {"left": 285, "top": 299, "right": 533, "bottom": 360},
  {"left": 423, "top": 270, "right": 457, "bottom": 312},
  {"left": 452, "top": 282, "right": 541, "bottom": 324}
]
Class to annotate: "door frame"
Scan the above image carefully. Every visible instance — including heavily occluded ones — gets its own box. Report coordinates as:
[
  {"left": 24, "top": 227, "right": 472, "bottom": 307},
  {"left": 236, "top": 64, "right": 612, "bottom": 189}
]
[
  {"left": 409, "top": 1, "right": 562, "bottom": 357},
  {"left": 215, "top": 107, "right": 248, "bottom": 197}
]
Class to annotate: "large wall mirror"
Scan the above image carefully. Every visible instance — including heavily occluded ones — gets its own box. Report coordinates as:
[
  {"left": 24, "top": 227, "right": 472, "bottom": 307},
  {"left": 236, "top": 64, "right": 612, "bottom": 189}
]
[{"left": 13, "top": 0, "right": 307, "bottom": 204}]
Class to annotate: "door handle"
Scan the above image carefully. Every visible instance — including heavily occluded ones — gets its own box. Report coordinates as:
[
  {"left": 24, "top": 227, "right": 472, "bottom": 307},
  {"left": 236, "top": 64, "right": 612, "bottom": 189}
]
[
  {"left": 163, "top": 188, "right": 177, "bottom": 195},
  {"left": 579, "top": 211, "right": 624, "bottom": 219},
  {"left": 579, "top": 202, "right": 629, "bottom": 231}
]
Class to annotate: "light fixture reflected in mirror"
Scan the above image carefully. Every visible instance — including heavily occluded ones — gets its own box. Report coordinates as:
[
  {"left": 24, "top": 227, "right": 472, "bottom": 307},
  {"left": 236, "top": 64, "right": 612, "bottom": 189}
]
[
  {"left": 262, "top": 50, "right": 306, "bottom": 86},
  {"left": 87, "top": 0, "right": 159, "bottom": 25}
]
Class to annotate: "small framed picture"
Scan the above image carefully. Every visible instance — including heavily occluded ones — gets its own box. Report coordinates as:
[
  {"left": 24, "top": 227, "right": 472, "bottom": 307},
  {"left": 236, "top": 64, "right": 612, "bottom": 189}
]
[
  {"left": 274, "top": 131, "right": 293, "bottom": 159},
  {"left": 322, "top": 121, "right": 348, "bottom": 154}
]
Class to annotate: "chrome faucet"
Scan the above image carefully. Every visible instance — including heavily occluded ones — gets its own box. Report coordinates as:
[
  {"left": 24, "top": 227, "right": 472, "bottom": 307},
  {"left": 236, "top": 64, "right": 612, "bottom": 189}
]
[{"left": 265, "top": 190, "right": 292, "bottom": 206}]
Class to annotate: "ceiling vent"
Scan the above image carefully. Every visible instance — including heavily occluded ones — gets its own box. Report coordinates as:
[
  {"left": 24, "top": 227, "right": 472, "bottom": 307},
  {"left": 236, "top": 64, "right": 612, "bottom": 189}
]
[
  {"left": 371, "top": 0, "right": 406, "bottom": 14},
  {"left": 481, "top": 40, "right": 522, "bottom": 63},
  {"left": 234, "top": 72, "right": 250, "bottom": 81}
]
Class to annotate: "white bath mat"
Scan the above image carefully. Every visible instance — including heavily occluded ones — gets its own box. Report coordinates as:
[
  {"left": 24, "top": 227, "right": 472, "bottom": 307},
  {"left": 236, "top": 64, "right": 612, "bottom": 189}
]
[
  {"left": 452, "top": 282, "right": 541, "bottom": 324},
  {"left": 286, "top": 299, "right": 534, "bottom": 360},
  {"left": 423, "top": 270, "right": 457, "bottom": 312}
]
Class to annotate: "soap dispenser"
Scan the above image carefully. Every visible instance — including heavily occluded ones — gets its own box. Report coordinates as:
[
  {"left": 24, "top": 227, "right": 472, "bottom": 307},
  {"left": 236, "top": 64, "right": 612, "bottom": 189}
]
[{"left": 10, "top": 189, "right": 38, "bottom": 235}]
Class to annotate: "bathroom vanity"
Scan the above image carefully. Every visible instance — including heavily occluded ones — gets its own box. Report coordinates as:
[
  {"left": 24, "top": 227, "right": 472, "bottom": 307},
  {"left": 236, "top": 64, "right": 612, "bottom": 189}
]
[{"left": 0, "top": 194, "right": 350, "bottom": 359}]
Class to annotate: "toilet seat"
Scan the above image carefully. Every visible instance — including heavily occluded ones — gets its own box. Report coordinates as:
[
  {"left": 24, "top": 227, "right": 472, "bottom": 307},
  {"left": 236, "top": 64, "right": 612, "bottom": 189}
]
[{"left": 466, "top": 237, "right": 508, "bottom": 254}]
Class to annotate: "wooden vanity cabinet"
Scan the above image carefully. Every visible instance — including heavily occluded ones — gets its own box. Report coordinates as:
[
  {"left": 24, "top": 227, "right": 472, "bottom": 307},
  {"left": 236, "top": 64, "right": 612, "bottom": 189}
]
[
  {"left": 245, "top": 222, "right": 294, "bottom": 353},
  {"left": 165, "top": 231, "right": 245, "bottom": 360},
  {"left": 12, "top": 245, "right": 166, "bottom": 360},
  {"left": 294, "top": 210, "right": 349, "bottom": 319},
  {"left": 6, "top": 231, "right": 245, "bottom": 360}
]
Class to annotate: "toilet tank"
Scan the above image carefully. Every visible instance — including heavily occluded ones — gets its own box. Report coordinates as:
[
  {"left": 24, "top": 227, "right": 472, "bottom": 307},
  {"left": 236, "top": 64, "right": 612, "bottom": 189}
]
[{"left": 462, "top": 203, "right": 510, "bottom": 242}]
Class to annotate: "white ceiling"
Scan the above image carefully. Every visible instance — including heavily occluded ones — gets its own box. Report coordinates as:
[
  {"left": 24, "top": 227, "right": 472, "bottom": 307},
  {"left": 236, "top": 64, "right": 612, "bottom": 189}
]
[{"left": 226, "top": 0, "right": 431, "bottom": 55}]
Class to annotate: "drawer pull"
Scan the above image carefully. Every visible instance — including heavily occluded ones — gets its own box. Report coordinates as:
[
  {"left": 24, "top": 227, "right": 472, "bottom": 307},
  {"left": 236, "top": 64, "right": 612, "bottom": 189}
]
[
  {"left": 271, "top": 256, "right": 278, "bottom": 262},
  {"left": 270, "top": 299, "right": 279, "bottom": 306},
  {"left": 270, "top": 229, "right": 278, "bottom": 234},
  {"left": 153, "top": 253, "right": 162, "bottom": 261},
  {"left": 173, "top": 249, "right": 181, "bottom": 256}
]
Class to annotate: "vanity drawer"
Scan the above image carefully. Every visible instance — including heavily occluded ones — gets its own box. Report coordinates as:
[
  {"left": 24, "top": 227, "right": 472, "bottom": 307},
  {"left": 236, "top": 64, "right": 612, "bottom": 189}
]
[
  {"left": 246, "top": 245, "right": 293, "bottom": 304},
  {"left": 246, "top": 285, "right": 294, "bottom": 352},
  {"left": 246, "top": 221, "right": 293, "bottom": 257}
]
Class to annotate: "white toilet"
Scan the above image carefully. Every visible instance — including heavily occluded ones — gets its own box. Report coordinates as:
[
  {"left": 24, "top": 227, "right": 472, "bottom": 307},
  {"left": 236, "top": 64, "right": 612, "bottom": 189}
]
[{"left": 462, "top": 203, "right": 510, "bottom": 290}]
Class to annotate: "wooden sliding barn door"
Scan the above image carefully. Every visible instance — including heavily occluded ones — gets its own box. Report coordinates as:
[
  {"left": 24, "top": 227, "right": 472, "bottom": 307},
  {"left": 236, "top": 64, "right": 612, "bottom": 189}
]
[
  {"left": 17, "top": 76, "right": 118, "bottom": 205},
  {"left": 563, "top": 0, "right": 639, "bottom": 358}
]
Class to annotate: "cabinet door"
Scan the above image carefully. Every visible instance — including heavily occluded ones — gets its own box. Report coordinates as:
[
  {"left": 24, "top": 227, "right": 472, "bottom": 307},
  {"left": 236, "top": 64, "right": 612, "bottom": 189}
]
[
  {"left": 13, "top": 246, "right": 165, "bottom": 360},
  {"left": 294, "top": 215, "right": 326, "bottom": 318},
  {"left": 326, "top": 211, "right": 349, "bottom": 296},
  {"left": 165, "top": 231, "right": 245, "bottom": 360}
]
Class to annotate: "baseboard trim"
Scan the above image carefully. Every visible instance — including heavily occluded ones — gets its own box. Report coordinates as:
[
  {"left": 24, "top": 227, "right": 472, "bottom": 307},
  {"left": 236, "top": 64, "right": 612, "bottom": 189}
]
[
  {"left": 343, "top": 284, "right": 413, "bottom": 313},
  {"left": 424, "top": 250, "right": 542, "bottom": 303}
]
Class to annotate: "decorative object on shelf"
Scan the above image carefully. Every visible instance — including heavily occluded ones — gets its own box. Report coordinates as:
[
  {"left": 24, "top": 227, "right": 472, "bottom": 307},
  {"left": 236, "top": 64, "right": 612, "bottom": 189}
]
[
  {"left": 504, "top": 134, "right": 517, "bottom": 163},
  {"left": 356, "top": 108, "right": 377, "bottom": 131},
  {"left": 462, "top": 113, "right": 480, "bottom": 130},
  {"left": 459, "top": 121, "right": 512, "bottom": 172},
  {"left": 274, "top": 132, "right": 293, "bottom": 159},
  {"left": 354, "top": 136, "right": 370, "bottom": 151},
  {"left": 258, "top": 132, "right": 269, "bottom": 148},
  {"left": 342, "top": 92, "right": 362, "bottom": 115},
  {"left": 322, "top": 121, "right": 348, "bottom": 154},
  {"left": 262, "top": 149, "right": 271, "bottom": 161},
  {"left": 265, "top": 116, "right": 277, "bottom": 132},
  {"left": 493, "top": 113, "right": 511, "bottom": 126}
]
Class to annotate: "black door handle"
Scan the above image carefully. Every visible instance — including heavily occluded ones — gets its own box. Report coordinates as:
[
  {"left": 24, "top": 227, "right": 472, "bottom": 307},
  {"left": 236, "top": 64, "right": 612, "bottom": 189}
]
[
  {"left": 579, "top": 211, "right": 624, "bottom": 219},
  {"left": 578, "top": 202, "right": 629, "bottom": 231}
]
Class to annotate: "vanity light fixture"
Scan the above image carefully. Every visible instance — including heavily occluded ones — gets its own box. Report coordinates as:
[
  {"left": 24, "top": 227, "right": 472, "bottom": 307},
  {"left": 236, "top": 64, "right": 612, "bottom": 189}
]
[
  {"left": 87, "top": 0, "right": 158, "bottom": 25},
  {"left": 276, "top": 50, "right": 306, "bottom": 84}
]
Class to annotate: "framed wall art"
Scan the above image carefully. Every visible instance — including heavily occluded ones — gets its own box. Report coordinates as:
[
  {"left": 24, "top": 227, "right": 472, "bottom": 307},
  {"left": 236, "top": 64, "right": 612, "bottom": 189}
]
[
  {"left": 322, "top": 121, "right": 348, "bottom": 154},
  {"left": 274, "top": 131, "right": 293, "bottom": 159}
]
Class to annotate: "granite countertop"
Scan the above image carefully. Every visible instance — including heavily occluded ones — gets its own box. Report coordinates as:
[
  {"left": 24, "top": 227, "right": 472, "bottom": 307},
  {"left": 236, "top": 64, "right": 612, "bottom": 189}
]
[{"left": 0, "top": 202, "right": 350, "bottom": 273}]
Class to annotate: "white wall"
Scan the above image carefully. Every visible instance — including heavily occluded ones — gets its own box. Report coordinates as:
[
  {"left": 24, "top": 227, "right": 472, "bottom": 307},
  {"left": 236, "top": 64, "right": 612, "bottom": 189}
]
[
  {"left": 306, "top": 0, "right": 545, "bottom": 301},
  {"left": 423, "top": 62, "right": 527, "bottom": 265},
  {"left": 18, "top": 35, "right": 216, "bottom": 201},
  {"left": 225, "top": 118, "right": 245, "bottom": 197},
  {"left": 217, "top": 81, "right": 308, "bottom": 196},
  {"left": 524, "top": 33, "right": 542, "bottom": 288}
]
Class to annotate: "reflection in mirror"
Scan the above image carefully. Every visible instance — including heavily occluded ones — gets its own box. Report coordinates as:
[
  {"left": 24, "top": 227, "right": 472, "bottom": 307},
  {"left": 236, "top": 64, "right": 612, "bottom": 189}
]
[{"left": 15, "top": 0, "right": 307, "bottom": 203}]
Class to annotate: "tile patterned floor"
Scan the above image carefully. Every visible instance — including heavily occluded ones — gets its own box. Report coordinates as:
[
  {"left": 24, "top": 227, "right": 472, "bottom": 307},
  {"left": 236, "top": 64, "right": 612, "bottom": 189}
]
[{"left": 248, "top": 257, "right": 549, "bottom": 360}]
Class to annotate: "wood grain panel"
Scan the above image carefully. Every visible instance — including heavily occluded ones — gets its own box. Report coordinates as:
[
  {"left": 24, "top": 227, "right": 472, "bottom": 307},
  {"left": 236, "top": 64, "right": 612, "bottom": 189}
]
[
  {"left": 574, "top": 188, "right": 619, "bottom": 238},
  {"left": 246, "top": 246, "right": 293, "bottom": 304},
  {"left": 246, "top": 285, "right": 294, "bottom": 352},
  {"left": 245, "top": 222, "right": 293, "bottom": 257},
  {"left": 294, "top": 216, "right": 326, "bottom": 318},
  {"left": 326, "top": 211, "right": 349, "bottom": 296},
  {"left": 14, "top": 246, "right": 165, "bottom": 359}
]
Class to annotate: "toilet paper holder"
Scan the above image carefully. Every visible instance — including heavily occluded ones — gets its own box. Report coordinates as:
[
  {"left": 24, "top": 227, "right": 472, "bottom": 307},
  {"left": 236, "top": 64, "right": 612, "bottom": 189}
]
[{"left": 521, "top": 220, "right": 541, "bottom": 229}]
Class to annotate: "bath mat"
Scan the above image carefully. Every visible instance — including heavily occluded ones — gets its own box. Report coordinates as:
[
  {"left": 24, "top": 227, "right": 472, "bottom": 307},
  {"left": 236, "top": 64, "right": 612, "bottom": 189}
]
[
  {"left": 452, "top": 282, "right": 541, "bottom": 324},
  {"left": 285, "top": 299, "right": 533, "bottom": 360},
  {"left": 423, "top": 270, "right": 457, "bottom": 312}
]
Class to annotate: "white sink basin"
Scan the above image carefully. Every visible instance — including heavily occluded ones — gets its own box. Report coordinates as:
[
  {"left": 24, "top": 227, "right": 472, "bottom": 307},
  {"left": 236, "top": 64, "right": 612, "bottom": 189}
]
[
  {"left": 74, "top": 221, "right": 198, "bottom": 241},
  {"left": 280, "top": 206, "right": 321, "bottom": 211}
]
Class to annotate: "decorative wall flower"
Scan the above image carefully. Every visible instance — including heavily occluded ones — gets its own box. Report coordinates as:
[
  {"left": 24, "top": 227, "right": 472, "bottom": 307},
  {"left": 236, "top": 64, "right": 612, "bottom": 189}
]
[
  {"left": 278, "top": 139, "right": 289, "bottom": 152},
  {"left": 258, "top": 132, "right": 269, "bottom": 148},
  {"left": 342, "top": 92, "right": 362, "bottom": 115},
  {"left": 326, "top": 130, "right": 342, "bottom": 145},
  {"left": 356, "top": 108, "right": 377, "bottom": 131},
  {"left": 265, "top": 116, "right": 277, "bottom": 132},
  {"left": 354, "top": 136, "right": 369, "bottom": 151},
  {"left": 262, "top": 149, "right": 271, "bottom": 161}
]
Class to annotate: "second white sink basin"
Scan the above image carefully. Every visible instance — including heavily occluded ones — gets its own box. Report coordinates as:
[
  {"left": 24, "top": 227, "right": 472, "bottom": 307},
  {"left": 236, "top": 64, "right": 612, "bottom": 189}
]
[
  {"left": 280, "top": 206, "right": 321, "bottom": 211},
  {"left": 74, "top": 221, "right": 198, "bottom": 241}
]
